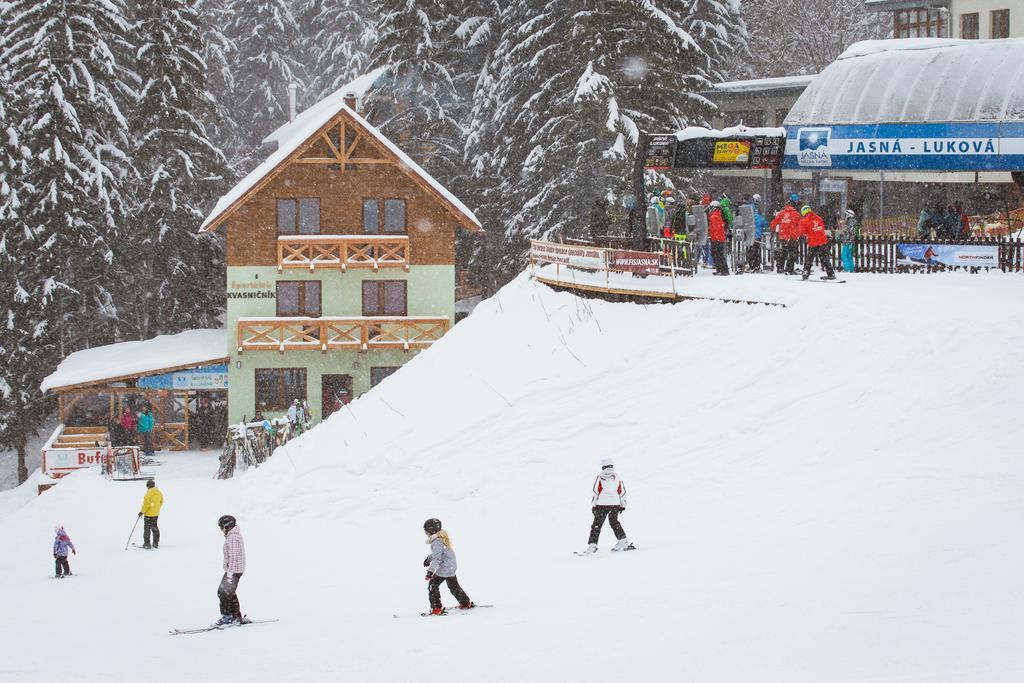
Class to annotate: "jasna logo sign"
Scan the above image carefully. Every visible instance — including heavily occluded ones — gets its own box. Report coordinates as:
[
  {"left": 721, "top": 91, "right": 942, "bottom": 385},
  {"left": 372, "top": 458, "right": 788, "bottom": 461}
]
[
  {"left": 797, "top": 128, "right": 831, "bottom": 167},
  {"left": 791, "top": 123, "right": 1009, "bottom": 170}
]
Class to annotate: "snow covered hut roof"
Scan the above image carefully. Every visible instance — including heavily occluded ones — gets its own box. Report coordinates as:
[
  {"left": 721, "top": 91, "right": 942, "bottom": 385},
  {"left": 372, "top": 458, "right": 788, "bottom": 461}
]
[
  {"left": 40, "top": 330, "right": 228, "bottom": 392},
  {"left": 712, "top": 74, "right": 816, "bottom": 94},
  {"left": 261, "top": 67, "right": 390, "bottom": 148},
  {"left": 672, "top": 125, "right": 787, "bottom": 141},
  {"left": 200, "top": 86, "right": 482, "bottom": 233},
  {"left": 785, "top": 38, "right": 1024, "bottom": 126}
]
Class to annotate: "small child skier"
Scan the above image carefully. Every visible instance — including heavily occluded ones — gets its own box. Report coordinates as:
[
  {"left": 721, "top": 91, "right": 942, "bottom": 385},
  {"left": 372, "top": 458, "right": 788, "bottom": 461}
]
[
  {"left": 422, "top": 518, "right": 474, "bottom": 615},
  {"left": 53, "top": 526, "right": 76, "bottom": 578},
  {"left": 583, "top": 458, "right": 634, "bottom": 554}
]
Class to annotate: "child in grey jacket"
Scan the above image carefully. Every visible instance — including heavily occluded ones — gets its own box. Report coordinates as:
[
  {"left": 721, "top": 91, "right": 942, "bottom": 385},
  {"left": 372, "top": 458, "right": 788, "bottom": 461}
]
[{"left": 422, "top": 518, "right": 474, "bottom": 615}]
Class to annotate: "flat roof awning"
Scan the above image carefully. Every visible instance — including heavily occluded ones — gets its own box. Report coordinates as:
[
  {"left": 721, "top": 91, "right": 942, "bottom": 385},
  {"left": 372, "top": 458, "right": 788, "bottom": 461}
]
[{"left": 41, "top": 329, "right": 228, "bottom": 392}]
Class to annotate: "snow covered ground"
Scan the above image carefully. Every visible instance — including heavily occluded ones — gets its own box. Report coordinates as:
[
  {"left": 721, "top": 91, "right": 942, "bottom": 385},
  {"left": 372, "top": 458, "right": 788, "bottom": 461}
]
[{"left": 2, "top": 271, "right": 1023, "bottom": 682}]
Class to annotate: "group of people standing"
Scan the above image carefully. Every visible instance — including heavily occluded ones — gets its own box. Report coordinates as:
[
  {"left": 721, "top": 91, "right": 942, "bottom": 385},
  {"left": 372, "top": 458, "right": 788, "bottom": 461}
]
[
  {"left": 642, "top": 188, "right": 862, "bottom": 279},
  {"left": 769, "top": 193, "right": 861, "bottom": 279},
  {"left": 917, "top": 202, "right": 971, "bottom": 240},
  {"left": 110, "top": 403, "right": 156, "bottom": 455}
]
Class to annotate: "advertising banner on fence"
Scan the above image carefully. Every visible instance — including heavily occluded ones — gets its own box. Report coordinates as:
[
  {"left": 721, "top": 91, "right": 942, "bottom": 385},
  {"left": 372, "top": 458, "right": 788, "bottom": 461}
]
[
  {"left": 608, "top": 250, "right": 661, "bottom": 275},
  {"left": 896, "top": 243, "right": 999, "bottom": 268},
  {"left": 530, "top": 240, "right": 606, "bottom": 270}
]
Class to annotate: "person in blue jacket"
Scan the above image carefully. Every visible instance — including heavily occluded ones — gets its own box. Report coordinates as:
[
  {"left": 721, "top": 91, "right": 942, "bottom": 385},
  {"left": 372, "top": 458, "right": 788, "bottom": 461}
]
[
  {"left": 137, "top": 404, "right": 156, "bottom": 456},
  {"left": 746, "top": 194, "right": 767, "bottom": 272}
]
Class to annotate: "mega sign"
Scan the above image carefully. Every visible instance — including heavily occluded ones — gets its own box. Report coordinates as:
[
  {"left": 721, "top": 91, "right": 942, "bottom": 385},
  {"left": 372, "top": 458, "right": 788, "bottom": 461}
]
[{"left": 786, "top": 122, "right": 1024, "bottom": 171}]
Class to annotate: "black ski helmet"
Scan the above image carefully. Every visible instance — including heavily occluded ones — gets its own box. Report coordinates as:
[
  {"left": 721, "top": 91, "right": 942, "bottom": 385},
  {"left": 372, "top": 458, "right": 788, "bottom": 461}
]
[
  {"left": 423, "top": 518, "right": 442, "bottom": 535},
  {"left": 146, "top": 479, "right": 155, "bottom": 488},
  {"left": 218, "top": 515, "right": 237, "bottom": 531}
]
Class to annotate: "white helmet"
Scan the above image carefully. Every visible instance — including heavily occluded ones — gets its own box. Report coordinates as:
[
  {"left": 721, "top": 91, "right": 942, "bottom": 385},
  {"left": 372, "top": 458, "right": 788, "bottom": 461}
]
[
  {"left": 601, "top": 458, "right": 614, "bottom": 469},
  {"left": 752, "top": 194, "right": 762, "bottom": 203},
  {"left": 709, "top": 200, "right": 721, "bottom": 209},
  {"left": 844, "top": 208, "right": 855, "bottom": 219}
]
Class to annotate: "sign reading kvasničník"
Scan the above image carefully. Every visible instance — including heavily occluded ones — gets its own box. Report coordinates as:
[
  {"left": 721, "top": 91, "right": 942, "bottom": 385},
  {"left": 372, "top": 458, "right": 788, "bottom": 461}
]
[
  {"left": 530, "top": 240, "right": 606, "bottom": 270},
  {"left": 896, "top": 244, "right": 999, "bottom": 268},
  {"left": 608, "top": 250, "right": 660, "bottom": 275}
]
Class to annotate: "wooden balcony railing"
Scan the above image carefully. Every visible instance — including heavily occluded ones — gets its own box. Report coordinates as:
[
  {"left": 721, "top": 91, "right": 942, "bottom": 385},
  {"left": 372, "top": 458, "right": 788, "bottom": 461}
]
[
  {"left": 277, "top": 235, "right": 410, "bottom": 272},
  {"left": 237, "top": 316, "right": 449, "bottom": 353}
]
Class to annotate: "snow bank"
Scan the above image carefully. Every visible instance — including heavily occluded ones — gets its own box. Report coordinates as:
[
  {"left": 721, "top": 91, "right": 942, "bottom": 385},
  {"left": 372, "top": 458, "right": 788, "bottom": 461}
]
[
  {"left": 39, "top": 329, "right": 227, "bottom": 392},
  {"left": 786, "top": 37, "right": 1024, "bottom": 125},
  {"left": 3, "top": 272, "right": 1024, "bottom": 681}
]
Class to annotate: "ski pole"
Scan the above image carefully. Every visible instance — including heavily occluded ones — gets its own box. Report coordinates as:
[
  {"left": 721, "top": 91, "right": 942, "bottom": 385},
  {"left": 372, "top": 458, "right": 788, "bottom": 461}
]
[{"left": 124, "top": 515, "right": 141, "bottom": 551}]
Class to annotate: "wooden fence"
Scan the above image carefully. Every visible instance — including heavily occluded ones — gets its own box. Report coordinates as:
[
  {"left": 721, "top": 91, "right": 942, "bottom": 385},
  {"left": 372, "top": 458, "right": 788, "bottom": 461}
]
[
  {"left": 743, "top": 236, "right": 1023, "bottom": 274},
  {"left": 568, "top": 234, "right": 1024, "bottom": 274}
]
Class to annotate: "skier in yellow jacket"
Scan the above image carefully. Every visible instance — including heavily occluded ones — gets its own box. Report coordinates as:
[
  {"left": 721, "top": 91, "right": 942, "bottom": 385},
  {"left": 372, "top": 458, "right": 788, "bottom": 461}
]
[{"left": 138, "top": 480, "right": 164, "bottom": 549}]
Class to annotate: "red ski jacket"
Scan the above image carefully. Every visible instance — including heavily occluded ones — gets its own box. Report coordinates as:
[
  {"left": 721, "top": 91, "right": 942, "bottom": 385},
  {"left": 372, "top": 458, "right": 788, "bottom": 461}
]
[
  {"left": 800, "top": 211, "right": 829, "bottom": 247},
  {"left": 709, "top": 208, "right": 726, "bottom": 242},
  {"left": 770, "top": 205, "right": 802, "bottom": 240}
]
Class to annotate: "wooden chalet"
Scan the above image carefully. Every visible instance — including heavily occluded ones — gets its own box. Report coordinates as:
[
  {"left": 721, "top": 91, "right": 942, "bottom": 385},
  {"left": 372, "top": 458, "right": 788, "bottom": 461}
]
[{"left": 200, "top": 89, "right": 482, "bottom": 425}]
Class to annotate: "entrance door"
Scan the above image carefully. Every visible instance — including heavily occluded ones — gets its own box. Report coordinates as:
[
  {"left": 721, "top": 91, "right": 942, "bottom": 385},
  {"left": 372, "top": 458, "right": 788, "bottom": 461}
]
[{"left": 321, "top": 375, "right": 353, "bottom": 420}]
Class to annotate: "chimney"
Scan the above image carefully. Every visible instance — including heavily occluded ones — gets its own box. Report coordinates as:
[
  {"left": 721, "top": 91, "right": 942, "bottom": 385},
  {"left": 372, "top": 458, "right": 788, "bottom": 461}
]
[
  {"left": 343, "top": 92, "right": 357, "bottom": 114},
  {"left": 288, "top": 83, "right": 298, "bottom": 123}
]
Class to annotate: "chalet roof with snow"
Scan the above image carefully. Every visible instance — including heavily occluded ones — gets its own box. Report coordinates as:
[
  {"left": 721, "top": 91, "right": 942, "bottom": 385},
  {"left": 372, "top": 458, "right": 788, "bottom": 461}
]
[
  {"left": 785, "top": 38, "right": 1024, "bottom": 126},
  {"left": 40, "top": 329, "right": 228, "bottom": 392},
  {"left": 200, "top": 87, "right": 482, "bottom": 234}
]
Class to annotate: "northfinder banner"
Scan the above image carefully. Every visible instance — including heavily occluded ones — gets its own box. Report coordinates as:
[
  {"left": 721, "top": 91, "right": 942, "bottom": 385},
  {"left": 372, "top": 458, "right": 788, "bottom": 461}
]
[{"left": 895, "top": 244, "right": 999, "bottom": 268}]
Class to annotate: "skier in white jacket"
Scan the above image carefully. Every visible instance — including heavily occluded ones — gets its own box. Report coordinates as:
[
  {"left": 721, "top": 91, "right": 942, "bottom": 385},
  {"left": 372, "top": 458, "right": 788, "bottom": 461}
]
[{"left": 583, "top": 458, "right": 634, "bottom": 554}]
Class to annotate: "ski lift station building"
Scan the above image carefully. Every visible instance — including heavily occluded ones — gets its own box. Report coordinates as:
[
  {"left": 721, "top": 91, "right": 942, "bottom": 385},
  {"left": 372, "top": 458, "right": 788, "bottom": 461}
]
[{"left": 708, "top": 38, "right": 1024, "bottom": 229}]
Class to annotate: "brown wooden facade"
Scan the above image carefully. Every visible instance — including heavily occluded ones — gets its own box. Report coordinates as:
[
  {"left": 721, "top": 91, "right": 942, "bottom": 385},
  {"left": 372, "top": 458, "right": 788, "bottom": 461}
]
[{"left": 206, "top": 109, "right": 481, "bottom": 268}]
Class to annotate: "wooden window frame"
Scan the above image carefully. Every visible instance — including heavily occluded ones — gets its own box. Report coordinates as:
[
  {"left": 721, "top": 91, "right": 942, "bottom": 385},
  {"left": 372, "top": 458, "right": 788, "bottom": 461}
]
[
  {"left": 362, "top": 198, "right": 380, "bottom": 234},
  {"left": 894, "top": 8, "right": 945, "bottom": 38},
  {"left": 276, "top": 280, "right": 322, "bottom": 318},
  {"left": 991, "top": 9, "right": 1009, "bottom": 39},
  {"left": 276, "top": 197, "right": 321, "bottom": 235},
  {"left": 370, "top": 367, "right": 401, "bottom": 388},
  {"left": 362, "top": 280, "right": 408, "bottom": 317},
  {"left": 361, "top": 197, "right": 407, "bottom": 235},
  {"left": 255, "top": 368, "right": 307, "bottom": 412},
  {"left": 960, "top": 12, "right": 979, "bottom": 39}
]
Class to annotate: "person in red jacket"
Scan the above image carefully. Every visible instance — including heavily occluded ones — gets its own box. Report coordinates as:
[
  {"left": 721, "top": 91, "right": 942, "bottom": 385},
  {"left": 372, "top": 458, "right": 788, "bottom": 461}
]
[
  {"left": 799, "top": 205, "right": 836, "bottom": 280},
  {"left": 708, "top": 200, "right": 729, "bottom": 275},
  {"left": 770, "top": 197, "right": 802, "bottom": 274}
]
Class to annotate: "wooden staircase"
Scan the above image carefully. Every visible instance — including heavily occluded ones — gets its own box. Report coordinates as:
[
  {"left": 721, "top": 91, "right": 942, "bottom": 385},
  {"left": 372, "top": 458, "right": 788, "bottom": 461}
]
[{"left": 53, "top": 426, "right": 109, "bottom": 449}]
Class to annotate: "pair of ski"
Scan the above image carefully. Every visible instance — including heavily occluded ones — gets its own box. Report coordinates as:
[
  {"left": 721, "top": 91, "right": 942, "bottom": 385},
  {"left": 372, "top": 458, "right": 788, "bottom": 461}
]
[
  {"left": 789, "top": 275, "right": 846, "bottom": 283},
  {"left": 169, "top": 618, "right": 278, "bottom": 635},
  {"left": 574, "top": 544, "right": 637, "bottom": 556},
  {"left": 393, "top": 604, "right": 494, "bottom": 619}
]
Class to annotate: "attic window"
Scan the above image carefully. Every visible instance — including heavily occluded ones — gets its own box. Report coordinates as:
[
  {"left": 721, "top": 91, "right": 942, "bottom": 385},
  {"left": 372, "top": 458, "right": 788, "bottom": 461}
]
[
  {"left": 362, "top": 198, "right": 406, "bottom": 234},
  {"left": 277, "top": 198, "right": 321, "bottom": 235}
]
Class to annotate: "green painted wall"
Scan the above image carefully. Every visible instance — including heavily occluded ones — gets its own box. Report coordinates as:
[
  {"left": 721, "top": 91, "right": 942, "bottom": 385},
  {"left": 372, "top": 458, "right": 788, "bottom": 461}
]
[{"left": 225, "top": 265, "right": 454, "bottom": 424}]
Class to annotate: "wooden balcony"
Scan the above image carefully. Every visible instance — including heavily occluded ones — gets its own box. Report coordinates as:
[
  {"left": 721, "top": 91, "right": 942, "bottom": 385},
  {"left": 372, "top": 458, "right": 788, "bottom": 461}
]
[
  {"left": 277, "top": 235, "right": 410, "bottom": 272},
  {"left": 237, "top": 316, "right": 449, "bottom": 353}
]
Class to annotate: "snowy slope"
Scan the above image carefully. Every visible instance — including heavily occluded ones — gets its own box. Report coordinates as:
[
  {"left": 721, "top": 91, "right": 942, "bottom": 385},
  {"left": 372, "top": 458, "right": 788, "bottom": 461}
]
[{"left": 2, "top": 272, "right": 1023, "bottom": 682}]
